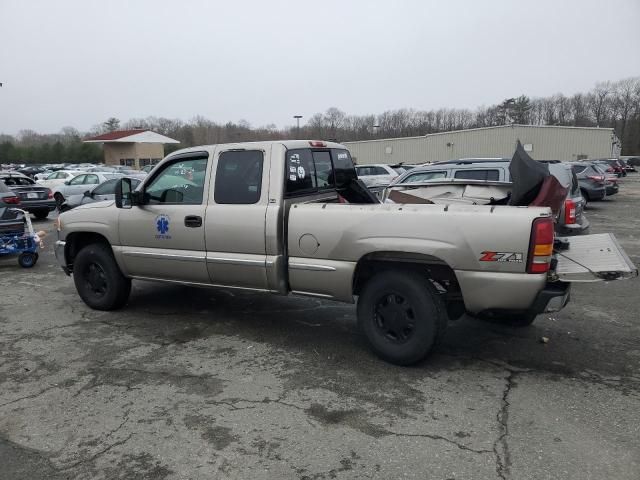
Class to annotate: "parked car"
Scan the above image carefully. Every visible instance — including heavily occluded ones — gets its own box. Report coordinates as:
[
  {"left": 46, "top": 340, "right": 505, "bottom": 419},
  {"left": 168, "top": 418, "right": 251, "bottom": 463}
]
[
  {"left": 37, "top": 170, "right": 87, "bottom": 189},
  {"left": 34, "top": 170, "right": 54, "bottom": 181},
  {"left": 390, "top": 158, "right": 588, "bottom": 235},
  {"left": 355, "top": 164, "right": 406, "bottom": 188},
  {"left": 60, "top": 177, "right": 142, "bottom": 211},
  {"left": 619, "top": 158, "right": 637, "bottom": 173},
  {"left": 591, "top": 162, "right": 619, "bottom": 196},
  {"left": 0, "top": 180, "right": 21, "bottom": 222},
  {"left": 593, "top": 158, "right": 626, "bottom": 177},
  {"left": 52, "top": 172, "right": 132, "bottom": 207},
  {"left": 0, "top": 172, "right": 56, "bottom": 219},
  {"left": 568, "top": 163, "right": 607, "bottom": 205}
]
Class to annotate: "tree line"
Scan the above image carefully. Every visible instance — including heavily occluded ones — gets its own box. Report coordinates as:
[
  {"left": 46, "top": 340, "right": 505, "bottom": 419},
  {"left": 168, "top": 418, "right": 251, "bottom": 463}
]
[{"left": 1, "top": 76, "right": 639, "bottom": 165}]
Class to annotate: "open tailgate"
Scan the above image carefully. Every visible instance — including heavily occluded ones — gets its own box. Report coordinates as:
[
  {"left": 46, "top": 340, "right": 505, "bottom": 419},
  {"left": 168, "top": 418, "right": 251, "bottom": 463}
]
[{"left": 555, "top": 233, "right": 638, "bottom": 282}]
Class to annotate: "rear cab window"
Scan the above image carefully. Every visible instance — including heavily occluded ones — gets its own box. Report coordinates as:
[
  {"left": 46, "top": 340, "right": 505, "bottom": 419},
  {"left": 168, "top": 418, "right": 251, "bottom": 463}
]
[{"left": 285, "top": 148, "right": 356, "bottom": 197}]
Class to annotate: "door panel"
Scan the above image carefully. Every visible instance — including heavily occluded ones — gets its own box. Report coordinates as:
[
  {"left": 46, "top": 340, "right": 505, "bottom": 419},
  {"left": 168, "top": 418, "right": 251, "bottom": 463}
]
[
  {"left": 204, "top": 148, "right": 269, "bottom": 290},
  {"left": 118, "top": 154, "right": 211, "bottom": 283}
]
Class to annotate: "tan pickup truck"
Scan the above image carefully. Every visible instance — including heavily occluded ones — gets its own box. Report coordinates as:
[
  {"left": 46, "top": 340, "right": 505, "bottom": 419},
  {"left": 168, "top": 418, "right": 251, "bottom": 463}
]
[{"left": 54, "top": 141, "right": 637, "bottom": 365}]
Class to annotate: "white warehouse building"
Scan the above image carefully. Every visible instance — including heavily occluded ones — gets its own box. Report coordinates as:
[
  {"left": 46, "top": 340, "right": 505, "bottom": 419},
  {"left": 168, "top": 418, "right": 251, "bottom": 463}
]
[{"left": 343, "top": 125, "right": 621, "bottom": 165}]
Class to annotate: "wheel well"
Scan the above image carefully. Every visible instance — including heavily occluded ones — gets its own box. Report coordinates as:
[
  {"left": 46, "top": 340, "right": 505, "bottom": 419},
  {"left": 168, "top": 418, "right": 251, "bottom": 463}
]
[
  {"left": 65, "top": 232, "right": 111, "bottom": 266},
  {"left": 352, "top": 252, "right": 460, "bottom": 296}
]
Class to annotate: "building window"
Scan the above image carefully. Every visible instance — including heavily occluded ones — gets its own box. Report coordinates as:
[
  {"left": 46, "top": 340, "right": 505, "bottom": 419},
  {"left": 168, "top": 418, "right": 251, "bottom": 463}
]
[
  {"left": 151, "top": 158, "right": 162, "bottom": 165},
  {"left": 139, "top": 158, "right": 152, "bottom": 167},
  {"left": 119, "top": 158, "right": 135, "bottom": 167}
]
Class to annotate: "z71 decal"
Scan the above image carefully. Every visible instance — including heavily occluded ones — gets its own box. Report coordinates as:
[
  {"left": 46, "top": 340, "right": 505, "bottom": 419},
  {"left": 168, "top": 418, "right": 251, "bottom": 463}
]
[{"left": 479, "top": 251, "right": 524, "bottom": 263}]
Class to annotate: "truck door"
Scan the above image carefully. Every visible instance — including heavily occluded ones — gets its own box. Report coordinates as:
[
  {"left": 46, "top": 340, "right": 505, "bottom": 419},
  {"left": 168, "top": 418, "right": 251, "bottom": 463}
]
[
  {"left": 204, "top": 148, "right": 269, "bottom": 290},
  {"left": 118, "top": 153, "right": 211, "bottom": 283}
]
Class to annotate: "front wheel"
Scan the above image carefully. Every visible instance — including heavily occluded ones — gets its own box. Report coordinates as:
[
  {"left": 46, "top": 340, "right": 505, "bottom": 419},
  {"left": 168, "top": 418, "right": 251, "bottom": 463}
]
[
  {"left": 73, "top": 243, "right": 131, "bottom": 310},
  {"left": 357, "top": 270, "right": 447, "bottom": 365},
  {"left": 34, "top": 210, "right": 49, "bottom": 220}
]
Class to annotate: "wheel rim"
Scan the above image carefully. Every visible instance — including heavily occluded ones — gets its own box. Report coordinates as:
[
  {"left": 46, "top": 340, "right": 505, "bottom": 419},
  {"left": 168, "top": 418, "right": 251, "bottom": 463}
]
[
  {"left": 84, "top": 262, "right": 108, "bottom": 297},
  {"left": 373, "top": 292, "right": 416, "bottom": 344},
  {"left": 22, "top": 255, "right": 34, "bottom": 266}
]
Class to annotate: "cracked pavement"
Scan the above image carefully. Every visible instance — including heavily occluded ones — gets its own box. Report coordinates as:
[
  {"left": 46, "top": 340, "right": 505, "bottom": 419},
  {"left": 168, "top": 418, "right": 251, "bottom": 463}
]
[{"left": 1, "top": 176, "right": 639, "bottom": 479}]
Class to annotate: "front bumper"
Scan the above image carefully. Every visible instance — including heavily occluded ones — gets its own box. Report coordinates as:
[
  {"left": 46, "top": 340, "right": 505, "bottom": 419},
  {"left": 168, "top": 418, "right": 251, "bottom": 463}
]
[
  {"left": 530, "top": 282, "right": 571, "bottom": 314},
  {"left": 54, "top": 240, "right": 70, "bottom": 275}
]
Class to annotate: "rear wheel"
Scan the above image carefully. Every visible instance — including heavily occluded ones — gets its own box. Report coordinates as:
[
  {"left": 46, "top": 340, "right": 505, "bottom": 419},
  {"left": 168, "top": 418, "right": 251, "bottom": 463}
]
[
  {"left": 73, "top": 243, "right": 131, "bottom": 310},
  {"left": 357, "top": 269, "right": 447, "bottom": 365},
  {"left": 580, "top": 189, "right": 589, "bottom": 208}
]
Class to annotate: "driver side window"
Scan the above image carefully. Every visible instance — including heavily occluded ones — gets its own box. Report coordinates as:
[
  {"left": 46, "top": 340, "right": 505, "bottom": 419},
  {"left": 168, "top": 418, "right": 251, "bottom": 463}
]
[{"left": 145, "top": 156, "right": 208, "bottom": 204}]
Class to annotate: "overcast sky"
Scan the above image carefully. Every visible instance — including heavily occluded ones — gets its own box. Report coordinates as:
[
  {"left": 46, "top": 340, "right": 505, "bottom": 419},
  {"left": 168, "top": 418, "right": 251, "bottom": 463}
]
[{"left": 1, "top": 0, "right": 639, "bottom": 135}]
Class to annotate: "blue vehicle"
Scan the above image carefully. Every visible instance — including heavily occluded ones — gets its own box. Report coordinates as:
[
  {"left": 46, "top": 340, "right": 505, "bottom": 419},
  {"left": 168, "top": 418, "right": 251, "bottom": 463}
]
[{"left": 0, "top": 208, "right": 40, "bottom": 268}]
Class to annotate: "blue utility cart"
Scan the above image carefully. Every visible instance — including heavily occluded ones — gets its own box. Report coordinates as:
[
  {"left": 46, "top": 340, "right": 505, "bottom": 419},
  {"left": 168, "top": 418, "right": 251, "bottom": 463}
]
[{"left": 0, "top": 208, "right": 39, "bottom": 268}]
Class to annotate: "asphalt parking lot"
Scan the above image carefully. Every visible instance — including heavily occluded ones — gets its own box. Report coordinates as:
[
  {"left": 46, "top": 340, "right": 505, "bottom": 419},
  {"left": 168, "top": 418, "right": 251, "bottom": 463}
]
[{"left": 1, "top": 176, "right": 639, "bottom": 480}]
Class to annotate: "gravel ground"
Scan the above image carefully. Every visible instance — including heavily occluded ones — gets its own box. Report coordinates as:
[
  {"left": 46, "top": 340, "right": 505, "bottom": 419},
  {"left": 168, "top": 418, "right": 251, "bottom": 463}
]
[{"left": 1, "top": 175, "right": 639, "bottom": 480}]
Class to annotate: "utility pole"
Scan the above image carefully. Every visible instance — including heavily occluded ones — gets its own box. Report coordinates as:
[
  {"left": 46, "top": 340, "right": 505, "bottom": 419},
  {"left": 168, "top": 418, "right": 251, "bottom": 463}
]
[{"left": 293, "top": 115, "right": 303, "bottom": 139}]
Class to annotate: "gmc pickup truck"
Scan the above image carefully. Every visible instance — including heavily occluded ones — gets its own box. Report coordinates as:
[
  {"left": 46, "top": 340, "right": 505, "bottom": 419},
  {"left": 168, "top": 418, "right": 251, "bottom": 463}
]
[{"left": 54, "top": 141, "right": 637, "bottom": 365}]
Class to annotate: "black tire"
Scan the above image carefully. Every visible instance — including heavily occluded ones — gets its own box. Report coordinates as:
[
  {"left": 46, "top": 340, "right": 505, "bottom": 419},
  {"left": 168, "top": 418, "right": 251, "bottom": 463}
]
[
  {"left": 34, "top": 210, "right": 49, "bottom": 220},
  {"left": 580, "top": 189, "right": 589, "bottom": 208},
  {"left": 54, "top": 193, "right": 64, "bottom": 209},
  {"left": 357, "top": 269, "right": 447, "bottom": 365},
  {"left": 73, "top": 243, "right": 131, "bottom": 310},
  {"left": 18, "top": 252, "right": 38, "bottom": 268}
]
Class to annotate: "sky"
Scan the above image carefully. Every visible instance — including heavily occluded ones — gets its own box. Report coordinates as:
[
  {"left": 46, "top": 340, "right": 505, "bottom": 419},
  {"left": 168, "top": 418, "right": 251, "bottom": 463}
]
[{"left": 1, "top": 0, "right": 639, "bottom": 135}]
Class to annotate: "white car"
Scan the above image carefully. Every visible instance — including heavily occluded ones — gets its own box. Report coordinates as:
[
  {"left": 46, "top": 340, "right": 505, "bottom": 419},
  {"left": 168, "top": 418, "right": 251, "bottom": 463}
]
[
  {"left": 52, "top": 172, "right": 146, "bottom": 206},
  {"left": 355, "top": 164, "right": 406, "bottom": 188},
  {"left": 34, "top": 170, "right": 54, "bottom": 181},
  {"left": 37, "top": 170, "right": 87, "bottom": 189}
]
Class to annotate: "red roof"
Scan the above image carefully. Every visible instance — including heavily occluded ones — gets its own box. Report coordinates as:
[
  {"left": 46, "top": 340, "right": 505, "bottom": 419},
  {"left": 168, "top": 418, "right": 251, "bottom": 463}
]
[{"left": 84, "top": 129, "right": 148, "bottom": 141}]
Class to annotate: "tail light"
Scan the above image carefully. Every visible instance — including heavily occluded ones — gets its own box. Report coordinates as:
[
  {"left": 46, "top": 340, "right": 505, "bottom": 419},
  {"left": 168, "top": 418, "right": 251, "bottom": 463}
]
[
  {"left": 4, "top": 195, "right": 20, "bottom": 204},
  {"left": 47, "top": 189, "right": 53, "bottom": 199},
  {"left": 587, "top": 175, "right": 605, "bottom": 183},
  {"left": 564, "top": 199, "right": 576, "bottom": 224},
  {"left": 309, "top": 141, "right": 326, "bottom": 147},
  {"left": 527, "top": 217, "right": 554, "bottom": 274},
  {"left": 606, "top": 167, "right": 614, "bottom": 173}
]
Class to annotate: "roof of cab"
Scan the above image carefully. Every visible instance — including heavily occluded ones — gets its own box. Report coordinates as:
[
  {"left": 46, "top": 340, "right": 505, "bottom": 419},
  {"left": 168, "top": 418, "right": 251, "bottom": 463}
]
[{"left": 166, "top": 140, "right": 347, "bottom": 157}]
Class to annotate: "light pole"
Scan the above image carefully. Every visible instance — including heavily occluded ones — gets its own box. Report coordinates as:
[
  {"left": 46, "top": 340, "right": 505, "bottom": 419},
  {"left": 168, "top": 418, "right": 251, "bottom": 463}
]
[{"left": 293, "top": 115, "right": 303, "bottom": 139}]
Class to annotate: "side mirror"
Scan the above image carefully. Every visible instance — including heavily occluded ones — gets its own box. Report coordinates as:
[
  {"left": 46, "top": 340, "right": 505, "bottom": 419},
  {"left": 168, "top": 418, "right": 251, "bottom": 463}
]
[
  {"left": 64, "top": 180, "right": 70, "bottom": 185},
  {"left": 115, "top": 178, "right": 132, "bottom": 209},
  {"left": 83, "top": 190, "right": 91, "bottom": 197}
]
